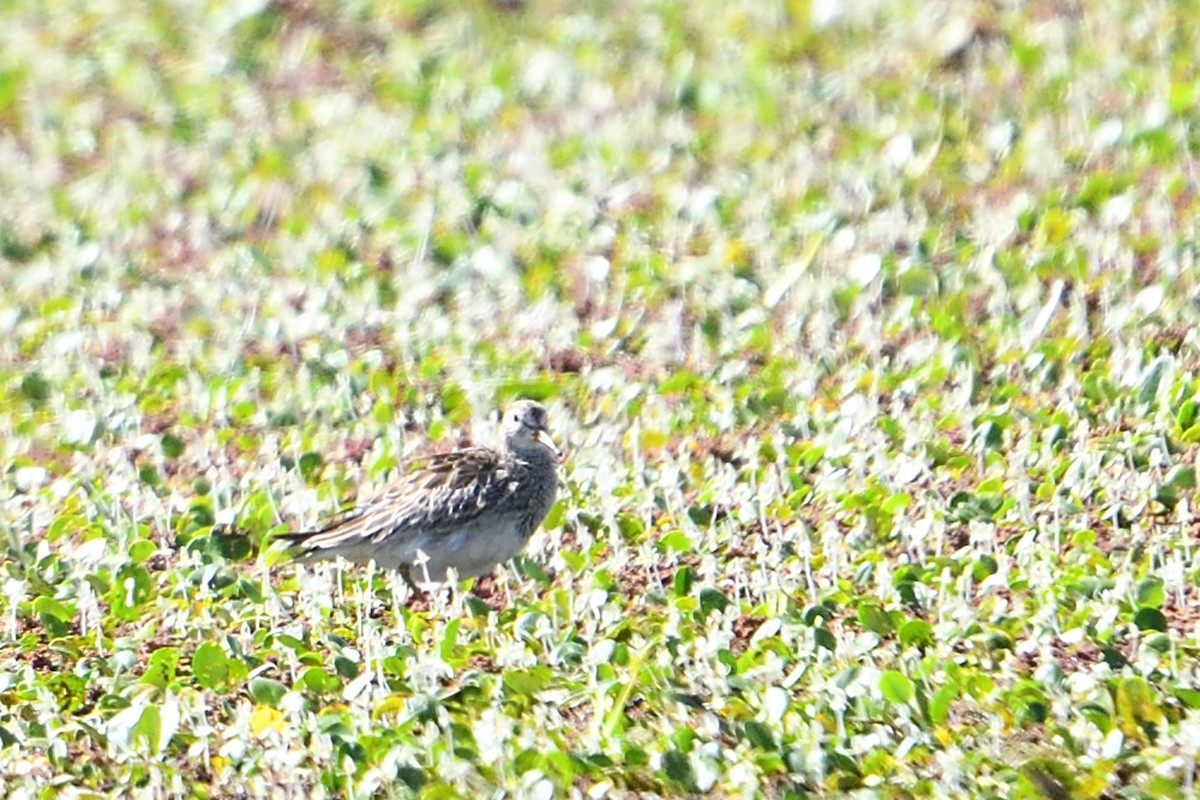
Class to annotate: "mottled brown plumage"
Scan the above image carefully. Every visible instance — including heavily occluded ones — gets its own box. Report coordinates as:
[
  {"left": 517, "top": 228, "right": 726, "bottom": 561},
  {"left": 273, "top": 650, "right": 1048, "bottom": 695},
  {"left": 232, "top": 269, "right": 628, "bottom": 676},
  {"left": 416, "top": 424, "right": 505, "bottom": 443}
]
[{"left": 277, "top": 400, "right": 561, "bottom": 587}]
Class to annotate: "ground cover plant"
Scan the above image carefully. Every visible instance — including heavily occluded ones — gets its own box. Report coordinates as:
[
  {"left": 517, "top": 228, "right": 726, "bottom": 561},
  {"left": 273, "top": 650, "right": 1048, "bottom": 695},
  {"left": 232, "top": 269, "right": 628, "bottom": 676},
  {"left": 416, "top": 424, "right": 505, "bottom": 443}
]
[{"left": 3, "top": 0, "right": 1200, "bottom": 797}]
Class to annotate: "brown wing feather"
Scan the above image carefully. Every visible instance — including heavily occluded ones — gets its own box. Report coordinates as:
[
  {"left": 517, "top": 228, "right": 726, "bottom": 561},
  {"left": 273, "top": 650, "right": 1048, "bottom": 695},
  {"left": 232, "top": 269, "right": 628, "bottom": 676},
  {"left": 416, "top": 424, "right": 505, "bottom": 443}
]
[{"left": 278, "top": 447, "right": 518, "bottom": 552}]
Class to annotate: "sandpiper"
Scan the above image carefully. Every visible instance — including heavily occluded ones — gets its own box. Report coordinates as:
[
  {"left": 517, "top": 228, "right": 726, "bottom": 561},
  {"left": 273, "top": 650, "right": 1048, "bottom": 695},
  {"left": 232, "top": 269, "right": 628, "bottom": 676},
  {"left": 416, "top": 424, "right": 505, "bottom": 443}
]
[{"left": 277, "top": 400, "right": 562, "bottom": 588}]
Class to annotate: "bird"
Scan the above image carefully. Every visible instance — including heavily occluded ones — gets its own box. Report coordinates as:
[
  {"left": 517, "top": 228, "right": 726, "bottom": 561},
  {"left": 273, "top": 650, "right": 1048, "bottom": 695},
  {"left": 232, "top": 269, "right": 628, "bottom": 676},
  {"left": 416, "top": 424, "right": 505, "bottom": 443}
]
[{"left": 276, "top": 399, "right": 563, "bottom": 589}]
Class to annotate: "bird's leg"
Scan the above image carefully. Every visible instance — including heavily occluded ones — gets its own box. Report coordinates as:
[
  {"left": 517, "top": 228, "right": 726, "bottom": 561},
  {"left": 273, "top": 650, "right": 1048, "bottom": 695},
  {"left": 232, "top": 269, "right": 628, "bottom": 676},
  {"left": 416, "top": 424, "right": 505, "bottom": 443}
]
[{"left": 399, "top": 563, "right": 416, "bottom": 591}]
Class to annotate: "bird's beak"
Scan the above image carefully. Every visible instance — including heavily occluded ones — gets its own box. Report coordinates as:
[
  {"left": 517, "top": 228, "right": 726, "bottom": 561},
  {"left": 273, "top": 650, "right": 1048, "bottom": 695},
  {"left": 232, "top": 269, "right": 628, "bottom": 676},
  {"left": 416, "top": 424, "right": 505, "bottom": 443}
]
[{"left": 537, "top": 429, "right": 565, "bottom": 461}]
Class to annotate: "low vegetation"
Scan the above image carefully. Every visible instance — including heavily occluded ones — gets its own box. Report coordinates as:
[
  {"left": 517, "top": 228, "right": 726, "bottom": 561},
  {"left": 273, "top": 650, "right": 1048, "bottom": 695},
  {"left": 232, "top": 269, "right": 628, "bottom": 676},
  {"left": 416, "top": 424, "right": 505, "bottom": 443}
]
[{"left": 3, "top": 0, "right": 1200, "bottom": 797}]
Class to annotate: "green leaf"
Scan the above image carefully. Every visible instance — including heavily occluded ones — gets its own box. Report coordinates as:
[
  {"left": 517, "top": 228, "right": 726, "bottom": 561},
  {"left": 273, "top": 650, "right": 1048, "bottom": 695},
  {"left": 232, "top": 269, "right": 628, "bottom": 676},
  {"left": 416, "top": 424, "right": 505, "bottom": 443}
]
[
  {"left": 1136, "top": 578, "right": 1165, "bottom": 608},
  {"left": 1019, "top": 758, "right": 1075, "bottom": 800},
  {"left": 1166, "top": 464, "right": 1197, "bottom": 489},
  {"left": 32, "top": 596, "right": 72, "bottom": 622},
  {"left": 301, "top": 667, "right": 341, "bottom": 694},
  {"left": 334, "top": 655, "right": 360, "bottom": 679},
  {"left": 1137, "top": 355, "right": 1172, "bottom": 406},
  {"left": 1179, "top": 399, "right": 1199, "bottom": 430},
  {"left": 1116, "top": 676, "right": 1165, "bottom": 736},
  {"left": 660, "top": 370, "right": 702, "bottom": 395},
  {"left": 797, "top": 444, "right": 824, "bottom": 469},
  {"left": 0, "top": 66, "right": 26, "bottom": 113},
  {"left": 1082, "top": 371, "right": 1117, "bottom": 404},
  {"left": 897, "top": 266, "right": 937, "bottom": 297},
  {"left": 1144, "top": 633, "right": 1171, "bottom": 653},
  {"left": 1169, "top": 79, "right": 1198, "bottom": 113},
  {"left": 47, "top": 514, "right": 86, "bottom": 543},
  {"left": 299, "top": 452, "right": 324, "bottom": 482},
  {"left": 192, "top": 642, "right": 229, "bottom": 691},
  {"left": 698, "top": 587, "right": 729, "bottom": 618},
  {"left": 498, "top": 378, "right": 558, "bottom": 402},
  {"left": 161, "top": 432, "right": 185, "bottom": 458},
  {"left": 1174, "top": 688, "right": 1200, "bottom": 710},
  {"left": 971, "top": 555, "right": 998, "bottom": 582},
  {"left": 742, "top": 721, "right": 776, "bottom": 750},
  {"left": 657, "top": 530, "right": 693, "bottom": 554},
  {"left": 214, "top": 530, "right": 252, "bottom": 561},
  {"left": 1010, "top": 680, "right": 1048, "bottom": 724},
  {"left": 276, "top": 634, "right": 309, "bottom": 654},
  {"left": 881, "top": 492, "right": 911, "bottom": 514},
  {"left": 857, "top": 602, "right": 894, "bottom": 636},
  {"left": 897, "top": 619, "right": 933, "bottom": 648},
  {"left": 20, "top": 372, "right": 51, "bottom": 406},
  {"left": 662, "top": 749, "right": 693, "bottom": 786},
  {"left": 674, "top": 565, "right": 696, "bottom": 597},
  {"left": 396, "top": 766, "right": 426, "bottom": 792},
  {"left": 1073, "top": 576, "right": 1115, "bottom": 598},
  {"left": 439, "top": 619, "right": 461, "bottom": 663},
  {"left": 464, "top": 595, "right": 491, "bottom": 616},
  {"left": 109, "top": 564, "right": 153, "bottom": 621},
  {"left": 503, "top": 667, "right": 553, "bottom": 696},
  {"left": 880, "top": 671, "right": 914, "bottom": 704},
  {"left": 973, "top": 421, "right": 1002, "bottom": 450},
  {"left": 149, "top": 646, "right": 181, "bottom": 675},
  {"left": 949, "top": 491, "right": 1003, "bottom": 523},
  {"left": 47, "top": 673, "right": 87, "bottom": 713},
  {"left": 134, "top": 705, "right": 162, "bottom": 752},
  {"left": 128, "top": 539, "right": 156, "bottom": 563},
  {"left": 616, "top": 512, "right": 645, "bottom": 539},
  {"left": 803, "top": 605, "right": 835, "bottom": 625},
  {"left": 1133, "top": 607, "right": 1167, "bottom": 632},
  {"left": 249, "top": 677, "right": 288, "bottom": 706},
  {"left": 1183, "top": 423, "right": 1200, "bottom": 444},
  {"left": 929, "top": 681, "right": 959, "bottom": 725}
]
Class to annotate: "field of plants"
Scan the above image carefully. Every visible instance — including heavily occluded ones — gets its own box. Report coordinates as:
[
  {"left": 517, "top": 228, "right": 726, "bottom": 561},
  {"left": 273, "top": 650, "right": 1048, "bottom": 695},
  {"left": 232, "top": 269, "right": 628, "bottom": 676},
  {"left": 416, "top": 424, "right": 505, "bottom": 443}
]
[{"left": 4, "top": 0, "right": 1200, "bottom": 797}]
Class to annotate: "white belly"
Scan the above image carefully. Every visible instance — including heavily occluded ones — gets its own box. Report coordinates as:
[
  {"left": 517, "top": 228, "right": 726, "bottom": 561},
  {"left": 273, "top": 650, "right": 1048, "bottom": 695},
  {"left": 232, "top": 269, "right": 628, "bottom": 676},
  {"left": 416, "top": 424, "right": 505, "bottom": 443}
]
[{"left": 398, "top": 518, "right": 531, "bottom": 585}]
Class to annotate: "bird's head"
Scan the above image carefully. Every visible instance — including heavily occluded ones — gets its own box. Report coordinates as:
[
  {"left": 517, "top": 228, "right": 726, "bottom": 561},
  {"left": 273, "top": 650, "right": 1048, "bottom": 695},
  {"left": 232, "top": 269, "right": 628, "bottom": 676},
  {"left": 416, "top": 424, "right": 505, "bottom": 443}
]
[{"left": 501, "top": 399, "right": 563, "bottom": 460}]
